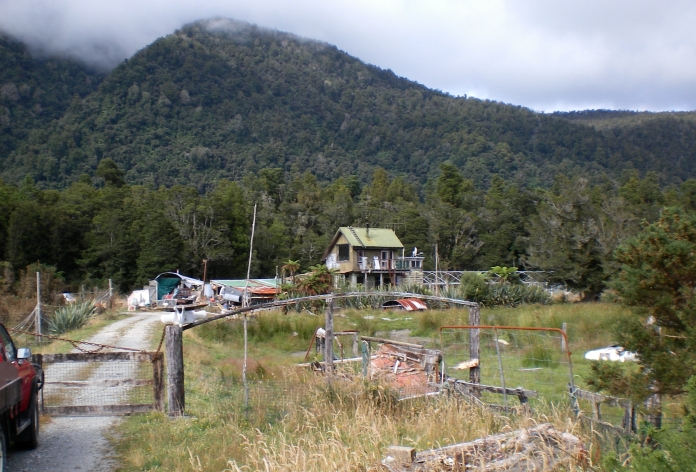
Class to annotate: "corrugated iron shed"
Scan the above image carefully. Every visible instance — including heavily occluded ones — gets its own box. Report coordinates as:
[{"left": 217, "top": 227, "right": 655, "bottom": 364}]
[
  {"left": 212, "top": 279, "right": 278, "bottom": 288},
  {"left": 211, "top": 279, "right": 279, "bottom": 297},
  {"left": 382, "top": 298, "right": 428, "bottom": 311}
]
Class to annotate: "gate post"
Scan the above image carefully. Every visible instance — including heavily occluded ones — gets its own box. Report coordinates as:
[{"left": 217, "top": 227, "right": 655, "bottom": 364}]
[
  {"left": 152, "top": 352, "right": 165, "bottom": 412},
  {"left": 165, "top": 325, "right": 185, "bottom": 416}
]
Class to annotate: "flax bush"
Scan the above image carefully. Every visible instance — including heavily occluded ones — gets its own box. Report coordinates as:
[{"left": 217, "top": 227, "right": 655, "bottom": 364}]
[{"left": 47, "top": 301, "right": 96, "bottom": 335}]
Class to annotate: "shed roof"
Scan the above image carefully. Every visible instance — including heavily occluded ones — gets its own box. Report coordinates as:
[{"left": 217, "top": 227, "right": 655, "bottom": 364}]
[
  {"left": 211, "top": 279, "right": 279, "bottom": 289},
  {"left": 154, "top": 272, "right": 204, "bottom": 287}
]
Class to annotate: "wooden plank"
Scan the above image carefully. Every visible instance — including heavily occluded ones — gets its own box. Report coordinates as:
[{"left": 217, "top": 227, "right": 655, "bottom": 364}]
[
  {"left": 451, "top": 380, "right": 538, "bottom": 398},
  {"left": 574, "top": 388, "right": 630, "bottom": 408},
  {"left": 45, "top": 404, "right": 154, "bottom": 416},
  {"left": 452, "top": 359, "right": 479, "bottom": 370},
  {"left": 42, "top": 352, "right": 155, "bottom": 363},
  {"left": 44, "top": 379, "right": 153, "bottom": 387},
  {"left": 361, "top": 336, "right": 424, "bottom": 349},
  {"left": 296, "top": 357, "right": 366, "bottom": 367},
  {"left": 152, "top": 352, "right": 165, "bottom": 412},
  {"left": 165, "top": 324, "right": 185, "bottom": 416}
]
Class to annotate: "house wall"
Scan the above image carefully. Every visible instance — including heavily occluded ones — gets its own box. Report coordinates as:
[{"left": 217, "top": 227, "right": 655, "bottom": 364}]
[{"left": 327, "top": 233, "right": 359, "bottom": 273}]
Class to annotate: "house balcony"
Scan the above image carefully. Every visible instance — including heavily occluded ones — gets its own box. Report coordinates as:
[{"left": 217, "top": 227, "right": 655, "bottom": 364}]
[{"left": 357, "top": 256, "right": 424, "bottom": 272}]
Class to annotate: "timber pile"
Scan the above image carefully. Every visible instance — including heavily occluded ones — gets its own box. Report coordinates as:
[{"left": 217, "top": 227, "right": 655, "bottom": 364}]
[
  {"left": 381, "top": 423, "right": 585, "bottom": 471},
  {"left": 370, "top": 344, "right": 441, "bottom": 396}
]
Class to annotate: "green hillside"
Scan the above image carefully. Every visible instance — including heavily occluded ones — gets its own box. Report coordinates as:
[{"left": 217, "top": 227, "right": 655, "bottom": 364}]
[
  {"left": 3, "top": 19, "right": 695, "bottom": 191},
  {"left": 0, "top": 35, "right": 104, "bottom": 162}
]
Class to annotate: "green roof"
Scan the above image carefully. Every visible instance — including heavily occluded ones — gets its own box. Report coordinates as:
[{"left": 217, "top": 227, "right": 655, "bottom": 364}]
[
  {"left": 211, "top": 279, "right": 279, "bottom": 288},
  {"left": 337, "top": 227, "right": 403, "bottom": 249}
]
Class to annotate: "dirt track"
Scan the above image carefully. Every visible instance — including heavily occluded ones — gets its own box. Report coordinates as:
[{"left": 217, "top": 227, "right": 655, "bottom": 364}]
[{"left": 7, "top": 313, "right": 162, "bottom": 472}]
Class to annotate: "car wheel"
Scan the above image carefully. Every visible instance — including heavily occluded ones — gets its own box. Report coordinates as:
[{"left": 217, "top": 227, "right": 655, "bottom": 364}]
[{"left": 16, "top": 387, "right": 39, "bottom": 450}]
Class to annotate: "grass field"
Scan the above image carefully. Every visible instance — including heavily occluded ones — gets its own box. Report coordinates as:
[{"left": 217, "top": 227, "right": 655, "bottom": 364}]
[{"left": 105, "top": 302, "right": 643, "bottom": 471}]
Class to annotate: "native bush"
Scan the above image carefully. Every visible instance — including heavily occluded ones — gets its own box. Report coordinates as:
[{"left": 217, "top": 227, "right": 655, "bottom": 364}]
[{"left": 47, "top": 301, "right": 96, "bottom": 335}]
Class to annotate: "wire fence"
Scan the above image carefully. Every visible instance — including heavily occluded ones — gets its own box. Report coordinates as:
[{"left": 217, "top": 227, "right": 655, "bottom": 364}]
[
  {"left": 439, "top": 326, "right": 575, "bottom": 412},
  {"left": 39, "top": 351, "right": 162, "bottom": 415}
]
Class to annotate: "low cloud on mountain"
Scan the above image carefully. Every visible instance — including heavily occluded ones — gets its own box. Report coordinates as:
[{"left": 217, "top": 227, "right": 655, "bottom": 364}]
[{"left": 1, "top": 0, "right": 695, "bottom": 112}]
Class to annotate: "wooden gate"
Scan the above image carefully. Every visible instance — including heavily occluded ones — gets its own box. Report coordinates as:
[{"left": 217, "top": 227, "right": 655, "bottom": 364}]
[{"left": 35, "top": 351, "right": 164, "bottom": 416}]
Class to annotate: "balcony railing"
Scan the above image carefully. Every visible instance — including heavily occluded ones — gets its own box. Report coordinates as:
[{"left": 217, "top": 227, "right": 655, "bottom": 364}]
[{"left": 357, "top": 256, "right": 424, "bottom": 271}]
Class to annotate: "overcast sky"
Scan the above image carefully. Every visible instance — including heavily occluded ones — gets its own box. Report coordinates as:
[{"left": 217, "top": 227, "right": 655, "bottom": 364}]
[{"left": 1, "top": 0, "right": 695, "bottom": 112}]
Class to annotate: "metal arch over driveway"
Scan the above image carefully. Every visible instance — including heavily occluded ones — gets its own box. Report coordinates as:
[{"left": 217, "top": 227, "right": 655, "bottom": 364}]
[{"left": 181, "top": 292, "right": 479, "bottom": 331}]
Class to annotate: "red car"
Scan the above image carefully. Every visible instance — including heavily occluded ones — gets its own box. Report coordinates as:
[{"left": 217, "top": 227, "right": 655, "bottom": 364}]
[{"left": 0, "top": 323, "right": 43, "bottom": 471}]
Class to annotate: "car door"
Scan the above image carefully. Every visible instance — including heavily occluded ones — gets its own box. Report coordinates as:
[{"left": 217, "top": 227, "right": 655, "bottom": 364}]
[{"left": 0, "top": 325, "right": 34, "bottom": 412}]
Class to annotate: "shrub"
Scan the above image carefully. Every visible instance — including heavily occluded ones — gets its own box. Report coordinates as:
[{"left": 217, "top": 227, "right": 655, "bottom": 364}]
[{"left": 48, "top": 301, "right": 96, "bottom": 335}]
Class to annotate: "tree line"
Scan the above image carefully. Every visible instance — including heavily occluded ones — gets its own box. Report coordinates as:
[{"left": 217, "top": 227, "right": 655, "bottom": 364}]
[{"left": 1, "top": 158, "right": 695, "bottom": 296}]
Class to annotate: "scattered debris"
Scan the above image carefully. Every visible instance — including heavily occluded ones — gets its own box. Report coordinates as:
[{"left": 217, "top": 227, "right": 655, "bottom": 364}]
[
  {"left": 370, "top": 343, "right": 441, "bottom": 396},
  {"left": 452, "top": 359, "right": 479, "bottom": 370},
  {"left": 584, "top": 345, "right": 637, "bottom": 362},
  {"left": 382, "top": 423, "right": 585, "bottom": 471},
  {"left": 382, "top": 298, "right": 428, "bottom": 311}
]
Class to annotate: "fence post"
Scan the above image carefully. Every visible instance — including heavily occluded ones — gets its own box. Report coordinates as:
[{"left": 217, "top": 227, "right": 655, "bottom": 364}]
[
  {"left": 592, "top": 399, "right": 602, "bottom": 421},
  {"left": 152, "top": 352, "right": 165, "bottom": 412},
  {"left": 561, "top": 322, "right": 567, "bottom": 352},
  {"left": 352, "top": 332, "right": 359, "bottom": 357},
  {"left": 646, "top": 393, "right": 662, "bottom": 428},
  {"left": 36, "top": 272, "right": 42, "bottom": 341},
  {"left": 468, "top": 304, "right": 480, "bottom": 385},
  {"left": 494, "top": 328, "right": 507, "bottom": 409},
  {"left": 165, "top": 325, "right": 185, "bottom": 416},
  {"left": 361, "top": 341, "right": 369, "bottom": 376},
  {"left": 324, "top": 298, "right": 334, "bottom": 373}
]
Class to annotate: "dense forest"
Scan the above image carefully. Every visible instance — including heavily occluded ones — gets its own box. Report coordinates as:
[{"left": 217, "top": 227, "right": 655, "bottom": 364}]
[
  {"left": 0, "top": 156, "right": 692, "bottom": 296},
  {"left": 2, "top": 18, "right": 696, "bottom": 297}
]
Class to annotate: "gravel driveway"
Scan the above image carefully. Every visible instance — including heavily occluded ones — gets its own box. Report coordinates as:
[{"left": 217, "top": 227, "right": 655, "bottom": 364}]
[{"left": 8, "top": 312, "right": 162, "bottom": 472}]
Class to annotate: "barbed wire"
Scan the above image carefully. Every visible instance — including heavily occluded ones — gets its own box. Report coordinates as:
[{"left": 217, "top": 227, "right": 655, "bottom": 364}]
[{"left": 9, "top": 328, "right": 156, "bottom": 356}]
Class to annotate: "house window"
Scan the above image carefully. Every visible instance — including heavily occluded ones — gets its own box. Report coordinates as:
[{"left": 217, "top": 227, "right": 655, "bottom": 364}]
[
  {"left": 381, "top": 250, "right": 390, "bottom": 260},
  {"left": 338, "top": 244, "right": 350, "bottom": 261}
]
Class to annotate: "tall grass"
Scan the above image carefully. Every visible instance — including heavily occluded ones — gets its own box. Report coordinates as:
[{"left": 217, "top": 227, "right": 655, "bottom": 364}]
[
  {"left": 115, "top": 370, "right": 586, "bottom": 471},
  {"left": 47, "top": 301, "right": 96, "bottom": 335},
  {"left": 112, "top": 303, "right": 636, "bottom": 471},
  {"left": 197, "top": 312, "right": 323, "bottom": 344}
]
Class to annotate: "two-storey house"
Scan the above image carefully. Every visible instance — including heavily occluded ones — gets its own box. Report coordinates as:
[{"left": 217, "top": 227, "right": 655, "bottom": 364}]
[{"left": 322, "top": 226, "right": 424, "bottom": 288}]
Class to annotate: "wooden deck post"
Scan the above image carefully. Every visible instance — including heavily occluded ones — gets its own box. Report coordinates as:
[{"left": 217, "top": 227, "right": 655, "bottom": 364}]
[{"left": 165, "top": 325, "right": 185, "bottom": 416}]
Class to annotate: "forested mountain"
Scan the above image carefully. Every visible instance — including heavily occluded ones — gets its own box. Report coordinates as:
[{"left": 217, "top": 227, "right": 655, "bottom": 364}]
[
  {"left": 2, "top": 19, "right": 696, "bottom": 299},
  {"left": 0, "top": 35, "right": 104, "bottom": 164},
  {"left": 2, "top": 18, "right": 696, "bottom": 191}
]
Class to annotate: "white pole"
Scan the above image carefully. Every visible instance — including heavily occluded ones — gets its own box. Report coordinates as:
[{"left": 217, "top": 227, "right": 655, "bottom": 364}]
[
  {"left": 435, "top": 243, "right": 440, "bottom": 296},
  {"left": 36, "top": 272, "right": 42, "bottom": 340},
  {"left": 108, "top": 278, "right": 113, "bottom": 310},
  {"left": 243, "top": 203, "right": 257, "bottom": 412}
]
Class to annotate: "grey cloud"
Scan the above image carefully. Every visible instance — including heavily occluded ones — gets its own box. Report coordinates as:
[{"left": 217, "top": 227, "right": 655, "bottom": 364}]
[{"left": 0, "top": 0, "right": 694, "bottom": 111}]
